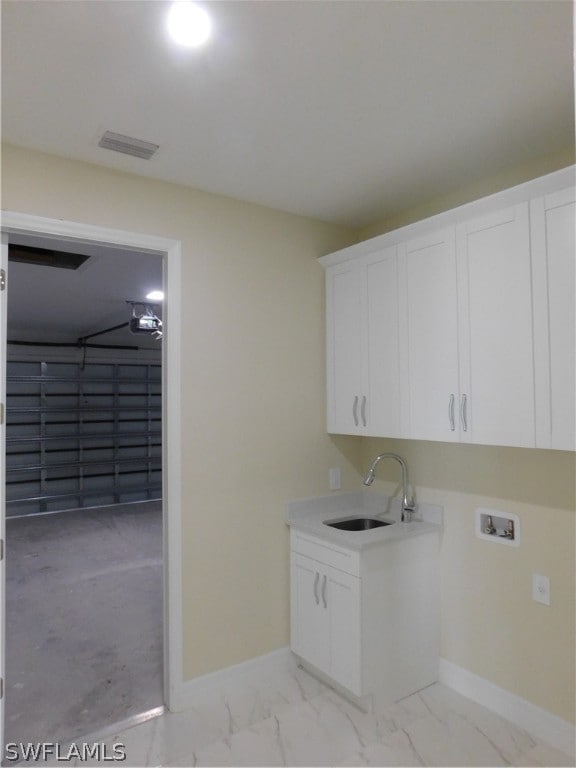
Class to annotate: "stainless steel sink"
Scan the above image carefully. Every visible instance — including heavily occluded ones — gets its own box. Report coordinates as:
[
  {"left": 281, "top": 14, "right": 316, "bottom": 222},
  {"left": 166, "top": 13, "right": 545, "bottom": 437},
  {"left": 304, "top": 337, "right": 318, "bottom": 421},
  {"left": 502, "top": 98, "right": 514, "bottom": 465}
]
[{"left": 323, "top": 517, "right": 394, "bottom": 531}]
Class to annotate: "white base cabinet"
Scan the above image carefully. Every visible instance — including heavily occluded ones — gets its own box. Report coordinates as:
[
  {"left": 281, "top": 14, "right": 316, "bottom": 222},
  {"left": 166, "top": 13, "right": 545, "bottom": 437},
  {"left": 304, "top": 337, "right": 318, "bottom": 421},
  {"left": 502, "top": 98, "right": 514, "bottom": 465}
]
[{"left": 290, "top": 528, "right": 440, "bottom": 706}]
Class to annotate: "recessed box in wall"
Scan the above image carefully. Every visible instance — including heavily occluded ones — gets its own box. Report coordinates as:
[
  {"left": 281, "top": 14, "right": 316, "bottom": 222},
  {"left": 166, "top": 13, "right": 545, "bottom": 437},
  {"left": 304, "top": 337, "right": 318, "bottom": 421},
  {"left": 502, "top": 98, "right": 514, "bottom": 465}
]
[{"left": 475, "top": 508, "right": 520, "bottom": 547}]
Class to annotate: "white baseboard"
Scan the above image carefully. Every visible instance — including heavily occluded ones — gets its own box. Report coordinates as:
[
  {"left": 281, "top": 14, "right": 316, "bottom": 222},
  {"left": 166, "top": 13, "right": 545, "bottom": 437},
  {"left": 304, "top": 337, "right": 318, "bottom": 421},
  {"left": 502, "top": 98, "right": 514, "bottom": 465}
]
[
  {"left": 439, "top": 658, "right": 575, "bottom": 758},
  {"left": 169, "top": 647, "right": 293, "bottom": 712}
]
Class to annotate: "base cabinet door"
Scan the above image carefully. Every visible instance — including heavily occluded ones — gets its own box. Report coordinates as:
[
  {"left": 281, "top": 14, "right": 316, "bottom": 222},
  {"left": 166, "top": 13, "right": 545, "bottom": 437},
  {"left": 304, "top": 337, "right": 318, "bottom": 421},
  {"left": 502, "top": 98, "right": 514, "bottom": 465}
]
[
  {"left": 325, "top": 566, "right": 361, "bottom": 695},
  {"left": 290, "top": 552, "right": 361, "bottom": 695},
  {"left": 290, "top": 553, "right": 330, "bottom": 677}
]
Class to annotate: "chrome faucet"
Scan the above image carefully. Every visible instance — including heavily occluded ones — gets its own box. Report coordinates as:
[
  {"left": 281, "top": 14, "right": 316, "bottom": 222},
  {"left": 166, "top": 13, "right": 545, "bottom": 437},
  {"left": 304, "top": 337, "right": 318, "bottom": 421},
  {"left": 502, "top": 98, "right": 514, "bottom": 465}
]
[{"left": 362, "top": 452, "right": 416, "bottom": 522}]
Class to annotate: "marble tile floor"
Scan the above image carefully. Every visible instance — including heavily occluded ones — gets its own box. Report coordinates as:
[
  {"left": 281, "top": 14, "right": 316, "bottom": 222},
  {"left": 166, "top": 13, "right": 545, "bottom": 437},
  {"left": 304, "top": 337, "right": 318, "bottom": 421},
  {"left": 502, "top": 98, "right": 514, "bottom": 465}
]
[{"left": 21, "top": 658, "right": 574, "bottom": 767}]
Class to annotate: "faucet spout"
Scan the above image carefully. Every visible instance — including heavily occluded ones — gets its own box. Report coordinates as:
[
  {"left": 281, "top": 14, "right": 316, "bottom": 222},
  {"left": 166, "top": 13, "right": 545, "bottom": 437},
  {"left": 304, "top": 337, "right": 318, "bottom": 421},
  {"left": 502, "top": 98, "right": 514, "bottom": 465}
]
[{"left": 362, "top": 452, "right": 416, "bottom": 521}]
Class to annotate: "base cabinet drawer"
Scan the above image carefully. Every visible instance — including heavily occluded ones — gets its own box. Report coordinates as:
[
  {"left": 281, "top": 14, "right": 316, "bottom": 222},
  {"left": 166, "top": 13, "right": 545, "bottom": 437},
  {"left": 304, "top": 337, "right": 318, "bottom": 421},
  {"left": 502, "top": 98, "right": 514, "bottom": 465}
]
[{"left": 290, "top": 529, "right": 360, "bottom": 576}]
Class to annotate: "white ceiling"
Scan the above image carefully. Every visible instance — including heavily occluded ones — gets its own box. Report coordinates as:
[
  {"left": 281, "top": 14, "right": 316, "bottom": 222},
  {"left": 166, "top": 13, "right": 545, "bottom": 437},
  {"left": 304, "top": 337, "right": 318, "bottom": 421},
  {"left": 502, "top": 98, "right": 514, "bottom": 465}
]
[
  {"left": 2, "top": 0, "right": 574, "bottom": 229},
  {"left": 1, "top": 0, "right": 573, "bottom": 345}
]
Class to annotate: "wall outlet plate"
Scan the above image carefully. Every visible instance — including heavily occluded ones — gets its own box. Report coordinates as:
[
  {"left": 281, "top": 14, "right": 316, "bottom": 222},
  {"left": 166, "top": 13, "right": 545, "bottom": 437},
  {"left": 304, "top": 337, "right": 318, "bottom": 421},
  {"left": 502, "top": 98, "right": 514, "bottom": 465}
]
[
  {"left": 328, "top": 467, "right": 341, "bottom": 491},
  {"left": 532, "top": 573, "right": 551, "bottom": 606}
]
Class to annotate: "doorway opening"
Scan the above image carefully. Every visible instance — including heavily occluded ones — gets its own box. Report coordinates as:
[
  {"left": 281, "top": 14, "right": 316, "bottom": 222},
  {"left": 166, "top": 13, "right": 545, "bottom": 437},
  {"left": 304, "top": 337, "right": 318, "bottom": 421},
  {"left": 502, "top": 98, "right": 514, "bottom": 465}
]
[{"left": 0, "top": 214, "right": 183, "bottom": 749}]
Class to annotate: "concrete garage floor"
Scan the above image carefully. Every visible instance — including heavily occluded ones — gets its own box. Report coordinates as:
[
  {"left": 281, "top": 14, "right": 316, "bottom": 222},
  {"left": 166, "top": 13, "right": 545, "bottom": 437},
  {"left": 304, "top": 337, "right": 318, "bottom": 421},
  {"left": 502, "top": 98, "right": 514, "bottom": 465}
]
[{"left": 5, "top": 501, "right": 163, "bottom": 746}]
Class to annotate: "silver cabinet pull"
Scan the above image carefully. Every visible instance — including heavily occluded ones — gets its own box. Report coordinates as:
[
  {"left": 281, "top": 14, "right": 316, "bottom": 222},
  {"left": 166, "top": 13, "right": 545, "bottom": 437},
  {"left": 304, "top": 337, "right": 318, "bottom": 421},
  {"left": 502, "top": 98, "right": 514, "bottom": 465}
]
[
  {"left": 361, "top": 395, "right": 367, "bottom": 427},
  {"left": 313, "top": 572, "right": 320, "bottom": 605},
  {"left": 321, "top": 574, "right": 327, "bottom": 608},
  {"left": 353, "top": 396, "right": 359, "bottom": 427},
  {"left": 460, "top": 394, "right": 468, "bottom": 432},
  {"left": 449, "top": 394, "right": 455, "bottom": 431}
]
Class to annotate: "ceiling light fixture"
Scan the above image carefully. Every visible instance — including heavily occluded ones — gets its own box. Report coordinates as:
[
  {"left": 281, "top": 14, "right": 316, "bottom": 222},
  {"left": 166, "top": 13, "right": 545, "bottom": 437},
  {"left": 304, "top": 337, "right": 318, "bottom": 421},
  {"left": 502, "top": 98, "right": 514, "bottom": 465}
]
[
  {"left": 146, "top": 290, "right": 164, "bottom": 301},
  {"left": 167, "top": 1, "right": 212, "bottom": 47}
]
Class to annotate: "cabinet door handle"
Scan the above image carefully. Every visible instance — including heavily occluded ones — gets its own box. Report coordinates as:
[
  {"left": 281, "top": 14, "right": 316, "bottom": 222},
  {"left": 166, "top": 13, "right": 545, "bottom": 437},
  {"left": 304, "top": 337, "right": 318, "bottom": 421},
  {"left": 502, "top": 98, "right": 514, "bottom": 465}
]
[
  {"left": 352, "top": 396, "right": 359, "bottom": 427},
  {"left": 448, "top": 394, "right": 455, "bottom": 431},
  {"left": 313, "top": 572, "right": 320, "bottom": 605},
  {"left": 321, "top": 574, "right": 327, "bottom": 608},
  {"left": 361, "top": 395, "right": 367, "bottom": 427},
  {"left": 460, "top": 394, "right": 468, "bottom": 432}
]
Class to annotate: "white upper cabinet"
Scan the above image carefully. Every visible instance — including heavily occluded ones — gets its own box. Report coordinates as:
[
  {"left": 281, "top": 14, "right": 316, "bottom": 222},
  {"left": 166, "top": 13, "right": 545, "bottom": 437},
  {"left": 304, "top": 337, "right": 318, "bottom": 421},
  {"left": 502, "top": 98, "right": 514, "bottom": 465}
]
[
  {"left": 399, "top": 205, "right": 535, "bottom": 447},
  {"left": 326, "top": 247, "right": 401, "bottom": 437},
  {"left": 364, "top": 249, "right": 401, "bottom": 437},
  {"left": 456, "top": 204, "right": 535, "bottom": 447},
  {"left": 326, "top": 260, "right": 364, "bottom": 435},
  {"left": 321, "top": 167, "right": 575, "bottom": 450},
  {"left": 399, "top": 228, "right": 460, "bottom": 442},
  {"left": 530, "top": 188, "right": 576, "bottom": 451}
]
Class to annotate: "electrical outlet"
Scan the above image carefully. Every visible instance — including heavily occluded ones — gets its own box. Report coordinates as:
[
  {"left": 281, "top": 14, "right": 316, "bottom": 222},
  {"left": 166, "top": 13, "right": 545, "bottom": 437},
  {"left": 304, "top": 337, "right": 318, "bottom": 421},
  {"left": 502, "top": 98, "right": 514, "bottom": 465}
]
[
  {"left": 329, "top": 467, "right": 341, "bottom": 491},
  {"left": 532, "top": 573, "right": 550, "bottom": 606}
]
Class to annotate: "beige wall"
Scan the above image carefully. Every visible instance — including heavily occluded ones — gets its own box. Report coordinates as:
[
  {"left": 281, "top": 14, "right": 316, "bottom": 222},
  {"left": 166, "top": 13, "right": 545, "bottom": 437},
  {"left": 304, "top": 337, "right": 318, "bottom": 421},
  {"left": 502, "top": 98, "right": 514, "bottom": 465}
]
[
  {"left": 1, "top": 143, "right": 362, "bottom": 679},
  {"left": 359, "top": 148, "right": 576, "bottom": 240},
  {"left": 2, "top": 143, "right": 574, "bottom": 726},
  {"left": 361, "top": 437, "right": 575, "bottom": 725}
]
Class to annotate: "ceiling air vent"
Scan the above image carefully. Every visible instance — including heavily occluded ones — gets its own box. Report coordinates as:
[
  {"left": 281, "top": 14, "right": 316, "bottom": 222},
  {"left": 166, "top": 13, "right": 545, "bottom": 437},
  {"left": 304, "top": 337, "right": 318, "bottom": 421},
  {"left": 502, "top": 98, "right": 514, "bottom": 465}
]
[{"left": 98, "top": 131, "right": 159, "bottom": 160}]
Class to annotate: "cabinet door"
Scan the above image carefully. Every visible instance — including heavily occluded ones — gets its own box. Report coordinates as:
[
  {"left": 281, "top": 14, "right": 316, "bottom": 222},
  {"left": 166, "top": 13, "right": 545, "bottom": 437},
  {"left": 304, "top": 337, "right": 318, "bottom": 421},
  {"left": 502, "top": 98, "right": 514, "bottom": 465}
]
[
  {"left": 326, "top": 567, "right": 362, "bottom": 696},
  {"left": 399, "top": 228, "right": 460, "bottom": 441},
  {"left": 531, "top": 189, "right": 575, "bottom": 450},
  {"left": 290, "top": 552, "right": 362, "bottom": 695},
  {"left": 290, "top": 553, "right": 329, "bottom": 676},
  {"left": 364, "top": 248, "right": 402, "bottom": 437},
  {"left": 326, "top": 262, "right": 364, "bottom": 434},
  {"left": 326, "top": 250, "right": 401, "bottom": 437},
  {"left": 457, "top": 204, "right": 535, "bottom": 447}
]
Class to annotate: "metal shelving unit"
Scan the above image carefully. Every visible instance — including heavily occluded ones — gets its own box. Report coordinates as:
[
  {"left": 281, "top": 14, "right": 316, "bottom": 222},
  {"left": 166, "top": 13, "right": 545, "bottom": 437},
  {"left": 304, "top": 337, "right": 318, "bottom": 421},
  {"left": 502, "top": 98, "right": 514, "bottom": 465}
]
[{"left": 5, "top": 360, "right": 162, "bottom": 517}]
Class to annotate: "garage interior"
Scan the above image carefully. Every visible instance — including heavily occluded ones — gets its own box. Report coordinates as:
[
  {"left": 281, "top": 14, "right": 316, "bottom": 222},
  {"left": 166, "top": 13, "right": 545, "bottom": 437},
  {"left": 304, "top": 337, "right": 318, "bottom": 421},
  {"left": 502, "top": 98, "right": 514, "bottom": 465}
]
[{"left": 4, "top": 236, "right": 165, "bottom": 745}]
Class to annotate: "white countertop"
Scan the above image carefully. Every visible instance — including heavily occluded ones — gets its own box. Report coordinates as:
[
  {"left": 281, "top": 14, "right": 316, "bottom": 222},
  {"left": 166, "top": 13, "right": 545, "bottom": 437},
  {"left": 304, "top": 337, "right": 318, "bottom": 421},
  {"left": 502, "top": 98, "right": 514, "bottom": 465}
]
[{"left": 285, "top": 491, "right": 443, "bottom": 551}]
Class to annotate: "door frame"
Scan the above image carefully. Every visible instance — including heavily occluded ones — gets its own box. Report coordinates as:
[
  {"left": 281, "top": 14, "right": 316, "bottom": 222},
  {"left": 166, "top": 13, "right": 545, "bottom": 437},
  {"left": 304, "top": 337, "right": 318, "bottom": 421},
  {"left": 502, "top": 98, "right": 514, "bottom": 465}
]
[
  {"left": 0, "top": 210, "right": 184, "bottom": 724},
  {"left": 0, "top": 233, "right": 8, "bottom": 753}
]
